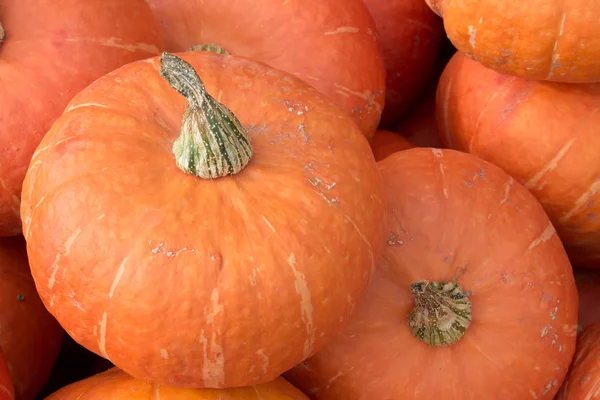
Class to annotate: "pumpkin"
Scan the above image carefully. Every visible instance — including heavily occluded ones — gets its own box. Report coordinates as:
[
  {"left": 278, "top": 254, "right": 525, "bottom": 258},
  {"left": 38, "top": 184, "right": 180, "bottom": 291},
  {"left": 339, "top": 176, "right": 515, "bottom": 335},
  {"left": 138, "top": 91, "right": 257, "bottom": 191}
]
[
  {"left": 45, "top": 368, "right": 308, "bottom": 400},
  {"left": 425, "top": 0, "right": 600, "bottom": 82},
  {"left": 144, "top": 0, "right": 386, "bottom": 139},
  {"left": 436, "top": 52, "right": 600, "bottom": 268},
  {"left": 370, "top": 130, "right": 414, "bottom": 162},
  {"left": 0, "top": 351, "right": 14, "bottom": 400},
  {"left": 285, "top": 148, "right": 578, "bottom": 399},
  {"left": 0, "top": 237, "right": 63, "bottom": 400},
  {"left": 555, "top": 323, "right": 600, "bottom": 399},
  {"left": 573, "top": 269, "right": 600, "bottom": 331},
  {"left": 362, "top": 0, "right": 444, "bottom": 127},
  {"left": 393, "top": 89, "right": 441, "bottom": 149},
  {"left": 0, "top": 0, "right": 163, "bottom": 238},
  {"left": 20, "top": 52, "right": 385, "bottom": 388}
]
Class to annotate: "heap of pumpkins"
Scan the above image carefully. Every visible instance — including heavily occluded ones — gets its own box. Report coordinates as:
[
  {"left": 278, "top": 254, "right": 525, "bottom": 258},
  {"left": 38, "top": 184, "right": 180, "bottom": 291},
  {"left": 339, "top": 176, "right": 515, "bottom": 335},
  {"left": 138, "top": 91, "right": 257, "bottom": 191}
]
[{"left": 1, "top": 0, "right": 599, "bottom": 399}]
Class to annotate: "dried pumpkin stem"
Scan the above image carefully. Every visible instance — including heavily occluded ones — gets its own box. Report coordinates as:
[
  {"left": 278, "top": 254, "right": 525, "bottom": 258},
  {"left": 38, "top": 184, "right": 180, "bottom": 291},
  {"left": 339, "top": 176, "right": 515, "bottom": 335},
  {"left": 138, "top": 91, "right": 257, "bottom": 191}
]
[
  {"left": 159, "top": 52, "right": 253, "bottom": 178},
  {"left": 186, "top": 43, "right": 229, "bottom": 55},
  {"left": 408, "top": 280, "right": 472, "bottom": 346}
]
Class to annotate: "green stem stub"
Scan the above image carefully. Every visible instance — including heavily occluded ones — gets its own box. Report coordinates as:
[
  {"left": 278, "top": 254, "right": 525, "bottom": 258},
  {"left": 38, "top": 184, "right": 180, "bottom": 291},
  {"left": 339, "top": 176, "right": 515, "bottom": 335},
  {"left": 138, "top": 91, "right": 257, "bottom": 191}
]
[
  {"left": 408, "top": 280, "right": 472, "bottom": 346},
  {"left": 159, "top": 52, "right": 253, "bottom": 179},
  {"left": 186, "top": 43, "right": 229, "bottom": 55}
]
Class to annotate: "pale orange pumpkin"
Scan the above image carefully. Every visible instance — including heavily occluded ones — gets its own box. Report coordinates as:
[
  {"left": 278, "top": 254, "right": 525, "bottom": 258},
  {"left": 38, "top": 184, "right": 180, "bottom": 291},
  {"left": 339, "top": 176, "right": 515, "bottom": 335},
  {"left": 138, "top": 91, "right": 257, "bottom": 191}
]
[
  {"left": 286, "top": 148, "right": 578, "bottom": 399},
  {"left": 369, "top": 130, "right": 414, "bottom": 161}
]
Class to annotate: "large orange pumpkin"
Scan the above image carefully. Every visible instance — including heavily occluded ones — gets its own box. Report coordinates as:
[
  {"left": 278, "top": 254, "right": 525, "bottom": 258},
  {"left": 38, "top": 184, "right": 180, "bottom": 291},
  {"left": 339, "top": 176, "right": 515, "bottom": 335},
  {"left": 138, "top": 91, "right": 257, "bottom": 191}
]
[
  {"left": 0, "top": 0, "right": 163, "bottom": 237},
  {"left": 361, "top": 0, "right": 444, "bottom": 127},
  {"left": 425, "top": 0, "right": 600, "bottom": 82},
  {"left": 0, "top": 351, "right": 13, "bottom": 400},
  {"left": 555, "top": 323, "right": 600, "bottom": 399},
  {"left": 45, "top": 368, "right": 308, "bottom": 400},
  {"left": 436, "top": 52, "right": 600, "bottom": 268},
  {"left": 0, "top": 237, "right": 63, "bottom": 400},
  {"left": 20, "top": 52, "right": 385, "bottom": 389},
  {"left": 145, "top": 0, "right": 385, "bottom": 138},
  {"left": 369, "top": 130, "right": 414, "bottom": 162},
  {"left": 286, "top": 148, "right": 578, "bottom": 399}
]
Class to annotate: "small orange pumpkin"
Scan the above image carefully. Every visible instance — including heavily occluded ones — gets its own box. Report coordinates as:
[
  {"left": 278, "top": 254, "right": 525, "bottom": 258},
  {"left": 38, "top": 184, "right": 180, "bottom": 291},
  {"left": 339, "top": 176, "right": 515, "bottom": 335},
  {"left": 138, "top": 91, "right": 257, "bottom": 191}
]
[{"left": 369, "top": 130, "right": 414, "bottom": 161}]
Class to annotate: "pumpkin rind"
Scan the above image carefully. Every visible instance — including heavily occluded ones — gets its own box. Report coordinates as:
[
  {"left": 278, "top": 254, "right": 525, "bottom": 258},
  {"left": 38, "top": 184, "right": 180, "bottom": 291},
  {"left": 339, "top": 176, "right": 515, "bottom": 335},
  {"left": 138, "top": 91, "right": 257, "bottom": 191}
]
[
  {"left": 20, "top": 52, "right": 385, "bottom": 389},
  {"left": 145, "top": 0, "right": 386, "bottom": 139},
  {"left": 436, "top": 52, "right": 600, "bottom": 267},
  {"left": 286, "top": 148, "right": 578, "bottom": 399},
  {"left": 0, "top": 351, "right": 14, "bottom": 400},
  {"left": 369, "top": 130, "right": 414, "bottom": 162}
]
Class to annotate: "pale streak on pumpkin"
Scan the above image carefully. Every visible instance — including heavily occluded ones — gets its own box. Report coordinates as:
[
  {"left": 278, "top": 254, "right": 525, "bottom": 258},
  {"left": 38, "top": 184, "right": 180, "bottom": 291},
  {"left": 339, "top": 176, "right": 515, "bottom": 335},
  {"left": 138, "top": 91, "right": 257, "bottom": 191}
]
[
  {"left": 108, "top": 257, "right": 129, "bottom": 299},
  {"left": 287, "top": 253, "right": 316, "bottom": 359},
  {"left": 323, "top": 26, "right": 360, "bottom": 35},
  {"left": 47, "top": 253, "right": 62, "bottom": 290},
  {"left": 528, "top": 222, "right": 557, "bottom": 251},
  {"left": 332, "top": 84, "right": 383, "bottom": 113},
  {"left": 467, "top": 26, "right": 477, "bottom": 50},
  {"left": 431, "top": 149, "right": 449, "bottom": 199},
  {"left": 525, "top": 138, "right": 577, "bottom": 190},
  {"left": 98, "top": 312, "right": 109, "bottom": 359},
  {"left": 261, "top": 215, "right": 277, "bottom": 233},
  {"left": 0, "top": 384, "right": 12, "bottom": 400},
  {"left": 441, "top": 79, "right": 453, "bottom": 147},
  {"left": 559, "top": 179, "right": 600, "bottom": 224},
  {"left": 160, "top": 349, "right": 169, "bottom": 360},
  {"left": 546, "top": 12, "right": 568, "bottom": 80},
  {"left": 63, "top": 227, "right": 82, "bottom": 256},
  {"left": 65, "top": 102, "right": 108, "bottom": 113},
  {"left": 199, "top": 330, "right": 225, "bottom": 387},
  {"left": 500, "top": 177, "right": 515, "bottom": 205},
  {"left": 63, "top": 37, "right": 160, "bottom": 54},
  {"left": 153, "top": 385, "right": 162, "bottom": 400},
  {"left": 256, "top": 349, "right": 270, "bottom": 374}
]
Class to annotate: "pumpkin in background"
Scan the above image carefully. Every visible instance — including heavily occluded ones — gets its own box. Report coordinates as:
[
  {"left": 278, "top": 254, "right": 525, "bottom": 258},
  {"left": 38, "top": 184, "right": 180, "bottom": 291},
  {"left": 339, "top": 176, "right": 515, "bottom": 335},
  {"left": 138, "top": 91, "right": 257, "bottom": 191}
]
[
  {"left": 436, "top": 52, "right": 600, "bottom": 268},
  {"left": 425, "top": 0, "right": 600, "bottom": 82},
  {"left": 45, "top": 368, "right": 308, "bottom": 400},
  {"left": 0, "top": 351, "right": 14, "bottom": 400},
  {"left": 370, "top": 130, "right": 414, "bottom": 161},
  {"left": 286, "top": 148, "right": 578, "bottom": 400},
  {"left": 393, "top": 89, "right": 441, "bottom": 149},
  {"left": 555, "top": 323, "right": 600, "bottom": 399},
  {"left": 0, "top": 237, "right": 63, "bottom": 400},
  {"left": 0, "top": 0, "right": 163, "bottom": 237},
  {"left": 361, "top": 0, "right": 444, "bottom": 127},
  {"left": 573, "top": 269, "right": 600, "bottom": 331},
  {"left": 144, "top": 0, "right": 385, "bottom": 139},
  {"left": 20, "top": 52, "right": 386, "bottom": 388}
]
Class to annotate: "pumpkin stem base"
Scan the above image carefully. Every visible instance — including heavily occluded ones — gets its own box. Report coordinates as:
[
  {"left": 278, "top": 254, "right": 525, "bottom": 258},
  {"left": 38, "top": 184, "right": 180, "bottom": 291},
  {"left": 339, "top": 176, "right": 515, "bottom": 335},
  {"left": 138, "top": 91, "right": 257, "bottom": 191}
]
[
  {"left": 408, "top": 280, "right": 472, "bottom": 346},
  {"left": 186, "top": 43, "right": 229, "bottom": 55}
]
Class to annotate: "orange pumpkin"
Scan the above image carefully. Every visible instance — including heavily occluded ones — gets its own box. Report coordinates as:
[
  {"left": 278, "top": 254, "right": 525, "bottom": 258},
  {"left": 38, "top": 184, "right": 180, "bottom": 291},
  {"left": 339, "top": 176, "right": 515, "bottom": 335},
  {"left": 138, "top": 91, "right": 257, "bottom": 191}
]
[
  {"left": 436, "top": 52, "right": 600, "bottom": 268},
  {"left": 286, "top": 148, "right": 578, "bottom": 399},
  {"left": 45, "top": 368, "right": 308, "bottom": 400},
  {"left": 0, "top": 351, "right": 14, "bottom": 400},
  {"left": 370, "top": 130, "right": 414, "bottom": 161},
  {"left": 425, "top": 0, "right": 600, "bottom": 82},
  {"left": 556, "top": 323, "right": 600, "bottom": 399},
  {"left": 144, "top": 0, "right": 386, "bottom": 139},
  {"left": 573, "top": 269, "right": 600, "bottom": 331},
  {"left": 0, "top": 0, "right": 163, "bottom": 237},
  {"left": 393, "top": 89, "right": 441, "bottom": 149},
  {"left": 362, "top": 0, "right": 444, "bottom": 126},
  {"left": 20, "top": 52, "right": 385, "bottom": 388},
  {"left": 0, "top": 237, "right": 63, "bottom": 400}
]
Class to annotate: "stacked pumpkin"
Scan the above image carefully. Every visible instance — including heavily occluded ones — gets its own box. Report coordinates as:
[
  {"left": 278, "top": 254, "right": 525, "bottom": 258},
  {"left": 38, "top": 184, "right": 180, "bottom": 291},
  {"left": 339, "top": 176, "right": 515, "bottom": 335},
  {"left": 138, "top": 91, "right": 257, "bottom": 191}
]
[{"left": 0, "top": 1, "right": 596, "bottom": 400}]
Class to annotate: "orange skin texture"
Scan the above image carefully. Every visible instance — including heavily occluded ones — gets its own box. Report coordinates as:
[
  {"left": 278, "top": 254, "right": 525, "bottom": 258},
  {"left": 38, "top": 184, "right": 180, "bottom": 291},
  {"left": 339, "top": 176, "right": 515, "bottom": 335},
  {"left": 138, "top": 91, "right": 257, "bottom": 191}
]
[
  {"left": 285, "top": 148, "right": 578, "bottom": 400},
  {"left": 145, "top": 0, "right": 386, "bottom": 139},
  {"left": 556, "top": 323, "right": 600, "bottom": 399},
  {"left": 436, "top": 52, "right": 600, "bottom": 268},
  {"left": 425, "top": 0, "right": 600, "bottom": 82},
  {"left": 0, "top": 0, "right": 163, "bottom": 237},
  {"left": 393, "top": 89, "right": 442, "bottom": 149},
  {"left": 0, "top": 237, "right": 63, "bottom": 400},
  {"left": 20, "top": 52, "right": 386, "bottom": 389},
  {"left": 573, "top": 269, "right": 600, "bottom": 331},
  {"left": 363, "top": 0, "right": 444, "bottom": 127},
  {"left": 370, "top": 130, "right": 414, "bottom": 162},
  {"left": 45, "top": 368, "right": 308, "bottom": 400},
  {"left": 0, "top": 352, "right": 14, "bottom": 400}
]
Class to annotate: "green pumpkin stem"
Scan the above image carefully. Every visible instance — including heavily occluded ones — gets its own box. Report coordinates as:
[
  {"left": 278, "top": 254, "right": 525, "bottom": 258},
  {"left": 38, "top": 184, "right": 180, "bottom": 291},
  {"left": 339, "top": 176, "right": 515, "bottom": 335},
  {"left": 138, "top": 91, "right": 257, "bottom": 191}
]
[
  {"left": 408, "top": 280, "right": 472, "bottom": 346},
  {"left": 186, "top": 43, "right": 229, "bottom": 55},
  {"left": 159, "top": 52, "right": 253, "bottom": 178}
]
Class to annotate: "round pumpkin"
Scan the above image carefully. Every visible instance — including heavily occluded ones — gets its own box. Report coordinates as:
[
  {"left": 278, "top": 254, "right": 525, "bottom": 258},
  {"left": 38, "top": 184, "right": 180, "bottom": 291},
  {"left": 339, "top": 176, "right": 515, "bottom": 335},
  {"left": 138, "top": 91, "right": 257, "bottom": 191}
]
[
  {"left": 425, "top": 0, "right": 600, "bottom": 82},
  {"left": 20, "top": 52, "right": 385, "bottom": 388},
  {"left": 0, "top": 351, "right": 14, "bottom": 400},
  {"left": 393, "top": 89, "right": 441, "bottom": 149},
  {"left": 0, "top": 237, "right": 63, "bottom": 400},
  {"left": 362, "top": 0, "right": 444, "bottom": 127},
  {"left": 573, "top": 269, "right": 600, "bottom": 331},
  {"left": 285, "top": 148, "right": 578, "bottom": 399},
  {"left": 370, "top": 130, "right": 414, "bottom": 161},
  {"left": 436, "top": 52, "right": 600, "bottom": 268},
  {"left": 45, "top": 368, "right": 308, "bottom": 400},
  {"left": 0, "top": 0, "right": 163, "bottom": 238},
  {"left": 555, "top": 323, "right": 600, "bottom": 399},
  {"left": 144, "top": 0, "right": 386, "bottom": 139}
]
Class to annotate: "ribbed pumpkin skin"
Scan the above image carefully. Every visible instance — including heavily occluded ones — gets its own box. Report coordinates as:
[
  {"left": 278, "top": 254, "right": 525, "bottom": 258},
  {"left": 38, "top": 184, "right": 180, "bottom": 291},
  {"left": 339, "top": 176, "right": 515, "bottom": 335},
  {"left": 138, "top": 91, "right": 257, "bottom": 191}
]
[
  {"left": 436, "top": 52, "right": 600, "bottom": 268},
  {"left": 426, "top": 0, "right": 600, "bottom": 82},
  {"left": 45, "top": 369, "right": 308, "bottom": 400},
  {"left": 0, "top": 237, "right": 63, "bottom": 400},
  {"left": 145, "top": 0, "right": 386, "bottom": 139},
  {"left": 362, "top": 0, "right": 444, "bottom": 127},
  {"left": 556, "top": 323, "right": 600, "bottom": 399},
  {"left": 0, "top": 351, "right": 14, "bottom": 400},
  {"left": 286, "top": 148, "right": 578, "bottom": 400},
  {"left": 369, "top": 130, "right": 414, "bottom": 162},
  {"left": 0, "top": 0, "right": 163, "bottom": 237},
  {"left": 20, "top": 52, "right": 385, "bottom": 389}
]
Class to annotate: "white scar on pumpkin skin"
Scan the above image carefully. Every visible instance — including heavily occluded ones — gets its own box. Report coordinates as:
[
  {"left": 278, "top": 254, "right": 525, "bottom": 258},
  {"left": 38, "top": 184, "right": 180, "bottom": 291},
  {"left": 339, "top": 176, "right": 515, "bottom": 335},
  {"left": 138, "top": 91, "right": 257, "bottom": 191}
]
[
  {"left": 560, "top": 179, "right": 600, "bottom": 223},
  {"left": 261, "top": 215, "right": 276, "bottom": 233},
  {"left": 98, "top": 312, "right": 109, "bottom": 359},
  {"left": 48, "top": 254, "right": 62, "bottom": 290},
  {"left": 64, "top": 37, "right": 160, "bottom": 54},
  {"left": 199, "top": 330, "right": 225, "bottom": 387},
  {"left": 324, "top": 26, "right": 360, "bottom": 35},
  {"left": 256, "top": 349, "right": 270, "bottom": 374},
  {"left": 525, "top": 138, "right": 576, "bottom": 190},
  {"left": 108, "top": 257, "right": 129, "bottom": 299},
  {"left": 160, "top": 349, "right": 169, "bottom": 360},
  {"left": 547, "top": 12, "right": 567, "bottom": 80},
  {"left": 288, "top": 253, "right": 316, "bottom": 358},
  {"left": 528, "top": 222, "right": 556, "bottom": 251}
]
